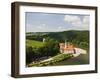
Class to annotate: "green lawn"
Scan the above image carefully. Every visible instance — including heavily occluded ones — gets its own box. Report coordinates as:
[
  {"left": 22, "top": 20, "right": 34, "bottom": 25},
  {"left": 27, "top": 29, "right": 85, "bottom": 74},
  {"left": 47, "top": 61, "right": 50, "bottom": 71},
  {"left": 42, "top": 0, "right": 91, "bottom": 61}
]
[{"left": 26, "top": 39, "right": 44, "bottom": 48}]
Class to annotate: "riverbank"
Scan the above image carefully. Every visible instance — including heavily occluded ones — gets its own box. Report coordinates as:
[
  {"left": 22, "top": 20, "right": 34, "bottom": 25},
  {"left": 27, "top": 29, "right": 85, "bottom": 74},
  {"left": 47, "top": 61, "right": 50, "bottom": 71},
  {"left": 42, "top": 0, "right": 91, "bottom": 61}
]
[{"left": 27, "top": 53, "right": 73, "bottom": 67}]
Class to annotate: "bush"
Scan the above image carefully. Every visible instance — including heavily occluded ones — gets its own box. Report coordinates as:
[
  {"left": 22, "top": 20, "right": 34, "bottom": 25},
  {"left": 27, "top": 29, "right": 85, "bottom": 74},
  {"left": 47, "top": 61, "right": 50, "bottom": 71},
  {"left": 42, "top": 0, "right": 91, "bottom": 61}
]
[
  {"left": 26, "top": 38, "right": 60, "bottom": 64},
  {"left": 26, "top": 46, "right": 34, "bottom": 64}
]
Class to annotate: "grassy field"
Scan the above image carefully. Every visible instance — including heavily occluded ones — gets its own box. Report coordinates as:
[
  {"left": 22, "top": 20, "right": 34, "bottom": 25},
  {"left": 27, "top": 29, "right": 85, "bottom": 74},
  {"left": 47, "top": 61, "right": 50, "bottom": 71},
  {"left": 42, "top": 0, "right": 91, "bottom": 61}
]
[{"left": 26, "top": 39, "right": 44, "bottom": 48}]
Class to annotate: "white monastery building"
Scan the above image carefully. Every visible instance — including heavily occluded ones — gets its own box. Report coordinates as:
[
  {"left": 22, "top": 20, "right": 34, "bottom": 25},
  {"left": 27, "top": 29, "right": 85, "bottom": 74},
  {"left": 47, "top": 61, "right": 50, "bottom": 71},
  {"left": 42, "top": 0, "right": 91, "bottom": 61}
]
[{"left": 59, "top": 41, "right": 87, "bottom": 57}]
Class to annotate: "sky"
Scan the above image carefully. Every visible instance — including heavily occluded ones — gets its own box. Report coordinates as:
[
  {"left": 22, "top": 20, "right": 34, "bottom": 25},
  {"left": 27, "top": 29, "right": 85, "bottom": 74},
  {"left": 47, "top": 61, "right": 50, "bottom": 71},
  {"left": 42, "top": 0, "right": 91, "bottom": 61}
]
[{"left": 25, "top": 12, "right": 90, "bottom": 32}]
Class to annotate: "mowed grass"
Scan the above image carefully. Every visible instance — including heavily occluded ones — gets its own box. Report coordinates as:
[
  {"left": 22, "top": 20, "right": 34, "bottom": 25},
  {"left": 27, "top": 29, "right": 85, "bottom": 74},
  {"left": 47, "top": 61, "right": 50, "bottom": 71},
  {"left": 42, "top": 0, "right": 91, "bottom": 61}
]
[{"left": 26, "top": 39, "right": 44, "bottom": 48}]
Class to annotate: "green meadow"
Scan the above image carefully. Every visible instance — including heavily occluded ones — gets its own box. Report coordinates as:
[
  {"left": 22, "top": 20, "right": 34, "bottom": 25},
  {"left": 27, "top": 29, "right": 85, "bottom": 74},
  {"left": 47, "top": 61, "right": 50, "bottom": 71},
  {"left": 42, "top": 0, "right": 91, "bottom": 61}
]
[{"left": 26, "top": 40, "right": 44, "bottom": 48}]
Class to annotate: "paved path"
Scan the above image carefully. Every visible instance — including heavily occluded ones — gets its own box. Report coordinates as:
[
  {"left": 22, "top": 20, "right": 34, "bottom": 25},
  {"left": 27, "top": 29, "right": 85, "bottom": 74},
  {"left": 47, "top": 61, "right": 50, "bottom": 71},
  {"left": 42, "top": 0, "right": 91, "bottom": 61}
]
[{"left": 73, "top": 48, "right": 87, "bottom": 57}]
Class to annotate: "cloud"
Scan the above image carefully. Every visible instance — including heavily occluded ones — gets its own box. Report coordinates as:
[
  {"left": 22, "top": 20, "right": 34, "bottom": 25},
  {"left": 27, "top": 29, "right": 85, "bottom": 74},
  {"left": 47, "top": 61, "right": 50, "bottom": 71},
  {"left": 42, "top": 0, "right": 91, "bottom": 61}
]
[
  {"left": 58, "top": 26, "right": 62, "bottom": 29},
  {"left": 26, "top": 23, "right": 60, "bottom": 32},
  {"left": 64, "top": 15, "right": 81, "bottom": 27},
  {"left": 57, "top": 26, "right": 67, "bottom": 31},
  {"left": 37, "top": 24, "right": 46, "bottom": 29},
  {"left": 64, "top": 15, "right": 89, "bottom": 30},
  {"left": 64, "top": 15, "right": 81, "bottom": 23},
  {"left": 82, "top": 16, "right": 89, "bottom": 30},
  {"left": 26, "top": 15, "right": 90, "bottom": 32},
  {"left": 83, "top": 16, "right": 89, "bottom": 24}
]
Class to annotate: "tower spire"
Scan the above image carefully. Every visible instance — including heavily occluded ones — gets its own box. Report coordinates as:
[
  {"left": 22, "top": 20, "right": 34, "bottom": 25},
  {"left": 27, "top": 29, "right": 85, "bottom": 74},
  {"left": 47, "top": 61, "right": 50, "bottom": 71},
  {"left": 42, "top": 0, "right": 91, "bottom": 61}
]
[{"left": 65, "top": 40, "right": 67, "bottom": 48}]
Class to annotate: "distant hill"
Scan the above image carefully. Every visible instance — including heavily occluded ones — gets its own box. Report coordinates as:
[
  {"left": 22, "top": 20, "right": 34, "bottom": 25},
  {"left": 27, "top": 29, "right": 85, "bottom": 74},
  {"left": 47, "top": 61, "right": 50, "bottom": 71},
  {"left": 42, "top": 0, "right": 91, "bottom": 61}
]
[{"left": 26, "top": 30, "right": 89, "bottom": 43}]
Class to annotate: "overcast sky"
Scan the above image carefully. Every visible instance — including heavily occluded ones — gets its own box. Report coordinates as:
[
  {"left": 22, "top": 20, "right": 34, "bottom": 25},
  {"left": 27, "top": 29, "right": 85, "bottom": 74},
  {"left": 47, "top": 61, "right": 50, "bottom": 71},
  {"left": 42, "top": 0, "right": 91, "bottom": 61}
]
[{"left": 25, "top": 12, "right": 90, "bottom": 32}]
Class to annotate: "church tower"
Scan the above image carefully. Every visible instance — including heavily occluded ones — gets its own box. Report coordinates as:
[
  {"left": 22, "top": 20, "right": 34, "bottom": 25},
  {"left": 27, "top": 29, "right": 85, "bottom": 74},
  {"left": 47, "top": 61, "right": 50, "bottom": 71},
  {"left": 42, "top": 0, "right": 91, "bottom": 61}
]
[{"left": 65, "top": 40, "right": 67, "bottom": 48}]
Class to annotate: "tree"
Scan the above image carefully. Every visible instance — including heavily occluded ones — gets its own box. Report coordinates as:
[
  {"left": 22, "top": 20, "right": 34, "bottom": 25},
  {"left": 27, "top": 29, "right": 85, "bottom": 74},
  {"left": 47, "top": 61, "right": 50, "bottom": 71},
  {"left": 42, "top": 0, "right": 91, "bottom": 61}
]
[
  {"left": 44, "top": 38, "right": 59, "bottom": 56},
  {"left": 26, "top": 46, "right": 34, "bottom": 64}
]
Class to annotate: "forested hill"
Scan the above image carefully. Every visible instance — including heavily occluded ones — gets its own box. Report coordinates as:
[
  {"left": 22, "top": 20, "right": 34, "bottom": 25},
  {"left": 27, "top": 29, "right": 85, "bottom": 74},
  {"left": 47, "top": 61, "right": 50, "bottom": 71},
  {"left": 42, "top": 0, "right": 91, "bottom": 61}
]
[{"left": 26, "top": 30, "right": 89, "bottom": 43}]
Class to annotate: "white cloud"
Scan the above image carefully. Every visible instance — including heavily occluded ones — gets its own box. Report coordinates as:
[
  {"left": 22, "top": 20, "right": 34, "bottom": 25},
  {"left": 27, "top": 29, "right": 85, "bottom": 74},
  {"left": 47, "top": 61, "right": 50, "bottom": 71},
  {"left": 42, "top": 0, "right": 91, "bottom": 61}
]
[
  {"left": 71, "top": 21, "right": 82, "bottom": 27},
  {"left": 37, "top": 26, "right": 42, "bottom": 29},
  {"left": 83, "top": 16, "right": 89, "bottom": 24},
  {"left": 58, "top": 26, "right": 62, "bottom": 29},
  {"left": 64, "top": 15, "right": 81, "bottom": 23},
  {"left": 26, "top": 15, "right": 90, "bottom": 32},
  {"left": 57, "top": 26, "right": 67, "bottom": 31},
  {"left": 37, "top": 24, "right": 46, "bottom": 29},
  {"left": 42, "top": 24, "right": 46, "bottom": 26},
  {"left": 82, "top": 16, "right": 89, "bottom": 30},
  {"left": 26, "top": 23, "right": 60, "bottom": 32},
  {"left": 64, "top": 15, "right": 89, "bottom": 30}
]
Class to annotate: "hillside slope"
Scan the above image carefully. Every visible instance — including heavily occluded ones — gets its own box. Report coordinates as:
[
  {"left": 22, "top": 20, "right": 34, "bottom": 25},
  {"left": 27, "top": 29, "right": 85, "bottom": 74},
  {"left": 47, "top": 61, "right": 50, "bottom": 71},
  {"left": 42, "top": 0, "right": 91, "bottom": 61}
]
[{"left": 26, "top": 30, "right": 89, "bottom": 43}]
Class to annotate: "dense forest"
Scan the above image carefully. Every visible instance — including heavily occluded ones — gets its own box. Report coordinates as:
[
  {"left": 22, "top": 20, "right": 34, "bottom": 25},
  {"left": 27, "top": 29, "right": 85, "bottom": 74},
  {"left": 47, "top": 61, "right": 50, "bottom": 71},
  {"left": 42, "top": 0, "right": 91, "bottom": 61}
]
[
  {"left": 26, "top": 30, "right": 89, "bottom": 43},
  {"left": 26, "top": 30, "right": 89, "bottom": 50}
]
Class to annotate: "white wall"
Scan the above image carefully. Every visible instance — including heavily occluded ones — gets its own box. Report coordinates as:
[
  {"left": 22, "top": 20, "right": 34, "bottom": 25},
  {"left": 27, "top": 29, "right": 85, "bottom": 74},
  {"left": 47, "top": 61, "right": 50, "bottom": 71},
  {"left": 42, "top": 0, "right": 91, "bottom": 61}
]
[{"left": 0, "top": 0, "right": 100, "bottom": 80}]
